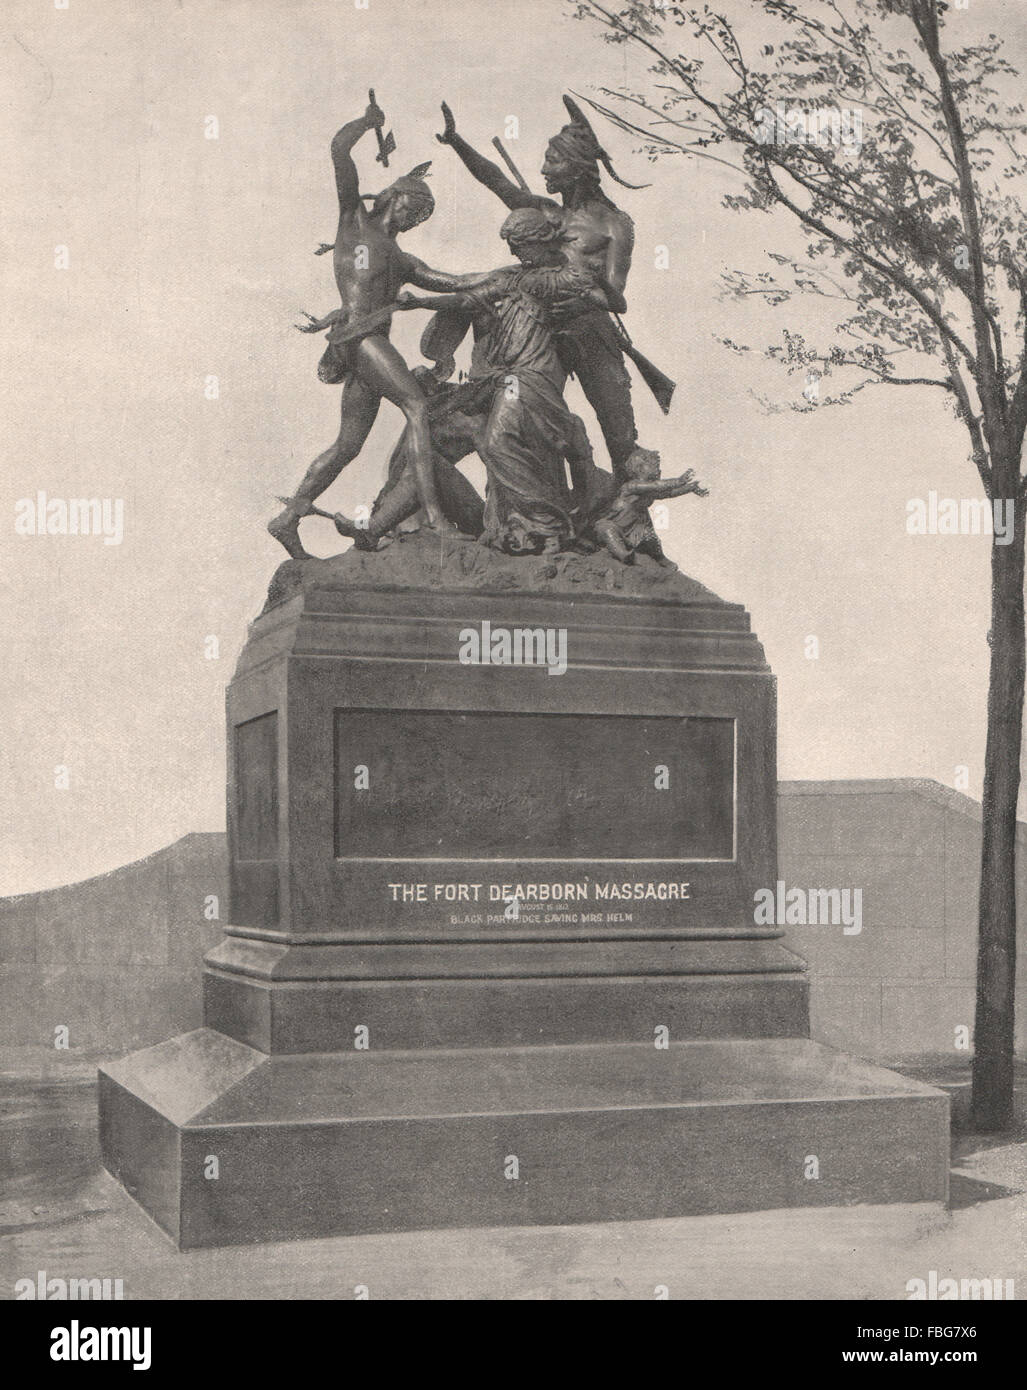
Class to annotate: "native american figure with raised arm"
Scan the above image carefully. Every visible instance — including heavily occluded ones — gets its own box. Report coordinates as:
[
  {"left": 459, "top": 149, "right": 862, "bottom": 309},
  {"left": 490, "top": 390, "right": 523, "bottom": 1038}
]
[
  {"left": 323, "top": 207, "right": 705, "bottom": 563},
  {"left": 331, "top": 206, "right": 614, "bottom": 555},
  {"left": 435, "top": 94, "right": 673, "bottom": 486},
  {"left": 268, "top": 95, "right": 494, "bottom": 559}
]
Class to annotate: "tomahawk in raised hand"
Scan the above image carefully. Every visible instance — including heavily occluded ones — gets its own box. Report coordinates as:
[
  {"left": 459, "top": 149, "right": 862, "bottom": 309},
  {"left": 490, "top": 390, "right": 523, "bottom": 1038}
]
[{"left": 269, "top": 95, "right": 495, "bottom": 559}]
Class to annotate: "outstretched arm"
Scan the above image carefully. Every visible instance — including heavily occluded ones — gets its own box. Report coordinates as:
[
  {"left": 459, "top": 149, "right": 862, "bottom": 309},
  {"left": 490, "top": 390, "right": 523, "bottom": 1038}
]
[
  {"left": 295, "top": 307, "right": 344, "bottom": 333},
  {"left": 331, "top": 99, "right": 384, "bottom": 214},
  {"left": 400, "top": 255, "right": 505, "bottom": 293},
  {"left": 436, "top": 102, "right": 547, "bottom": 212},
  {"left": 547, "top": 269, "right": 626, "bottom": 326},
  {"left": 624, "top": 469, "right": 708, "bottom": 500},
  {"left": 395, "top": 289, "right": 480, "bottom": 315}
]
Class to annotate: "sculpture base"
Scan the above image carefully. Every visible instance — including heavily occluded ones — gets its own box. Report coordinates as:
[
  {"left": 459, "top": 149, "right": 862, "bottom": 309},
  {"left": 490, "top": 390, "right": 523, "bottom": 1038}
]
[
  {"left": 99, "top": 1030, "right": 948, "bottom": 1249},
  {"left": 97, "top": 549, "right": 949, "bottom": 1247},
  {"left": 202, "top": 939, "right": 810, "bottom": 1052}
]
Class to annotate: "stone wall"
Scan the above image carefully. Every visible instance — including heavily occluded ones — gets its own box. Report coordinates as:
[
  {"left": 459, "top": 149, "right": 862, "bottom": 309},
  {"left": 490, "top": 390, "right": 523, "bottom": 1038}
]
[
  {"left": 779, "top": 779, "right": 1027, "bottom": 1060},
  {"left": 0, "top": 833, "right": 226, "bottom": 1055},
  {"left": 1, "top": 781, "right": 1023, "bottom": 1062}
]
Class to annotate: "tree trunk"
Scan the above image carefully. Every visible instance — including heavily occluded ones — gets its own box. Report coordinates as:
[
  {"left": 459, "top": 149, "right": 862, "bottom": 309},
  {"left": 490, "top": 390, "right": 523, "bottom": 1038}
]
[{"left": 971, "top": 487, "right": 1026, "bottom": 1131}]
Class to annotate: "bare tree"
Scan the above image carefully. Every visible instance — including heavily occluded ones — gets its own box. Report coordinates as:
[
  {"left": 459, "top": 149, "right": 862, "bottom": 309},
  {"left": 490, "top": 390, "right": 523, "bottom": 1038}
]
[{"left": 573, "top": 0, "right": 1025, "bottom": 1128}]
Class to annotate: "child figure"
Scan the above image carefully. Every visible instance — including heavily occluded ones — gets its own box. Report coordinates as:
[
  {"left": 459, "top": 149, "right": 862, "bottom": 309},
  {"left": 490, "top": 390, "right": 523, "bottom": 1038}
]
[{"left": 589, "top": 448, "right": 709, "bottom": 565}]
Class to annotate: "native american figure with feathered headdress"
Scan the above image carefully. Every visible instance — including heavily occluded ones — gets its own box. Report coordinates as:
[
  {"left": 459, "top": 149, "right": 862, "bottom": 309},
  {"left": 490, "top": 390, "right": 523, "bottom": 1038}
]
[
  {"left": 435, "top": 94, "right": 674, "bottom": 487},
  {"left": 268, "top": 94, "right": 497, "bottom": 559}
]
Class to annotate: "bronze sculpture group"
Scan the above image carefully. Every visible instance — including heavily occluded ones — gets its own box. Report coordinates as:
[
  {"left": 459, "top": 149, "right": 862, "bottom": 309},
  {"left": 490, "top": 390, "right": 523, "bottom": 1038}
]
[{"left": 269, "top": 92, "right": 706, "bottom": 567}]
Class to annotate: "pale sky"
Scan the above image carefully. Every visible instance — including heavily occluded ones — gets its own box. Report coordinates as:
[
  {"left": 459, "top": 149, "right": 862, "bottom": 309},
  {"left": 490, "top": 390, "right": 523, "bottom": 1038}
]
[{"left": 2, "top": 0, "right": 1024, "bottom": 892}]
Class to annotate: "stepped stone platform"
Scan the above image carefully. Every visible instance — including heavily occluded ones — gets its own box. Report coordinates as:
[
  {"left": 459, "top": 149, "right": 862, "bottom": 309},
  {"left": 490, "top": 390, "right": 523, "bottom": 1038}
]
[
  {"left": 99, "top": 1033, "right": 947, "bottom": 1248},
  {"left": 98, "top": 536, "right": 949, "bottom": 1247}
]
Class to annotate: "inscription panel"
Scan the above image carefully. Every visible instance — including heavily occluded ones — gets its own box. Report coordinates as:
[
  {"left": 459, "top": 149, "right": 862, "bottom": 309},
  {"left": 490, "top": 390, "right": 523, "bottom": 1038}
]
[
  {"left": 335, "top": 709, "right": 734, "bottom": 862},
  {"left": 235, "top": 712, "right": 279, "bottom": 861}
]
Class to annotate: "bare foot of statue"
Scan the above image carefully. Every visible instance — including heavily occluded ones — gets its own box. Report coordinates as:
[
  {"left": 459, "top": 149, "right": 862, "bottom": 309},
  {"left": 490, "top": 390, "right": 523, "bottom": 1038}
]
[
  {"left": 268, "top": 504, "right": 310, "bottom": 560},
  {"left": 332, "top": 513, "right": 379, "bottom": 551}
]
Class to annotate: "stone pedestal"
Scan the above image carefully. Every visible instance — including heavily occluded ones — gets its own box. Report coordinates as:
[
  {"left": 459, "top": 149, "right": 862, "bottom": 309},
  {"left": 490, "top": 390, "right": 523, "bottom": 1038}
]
[{"left": 99, "top": 537, "right": 948, "bottom": 1247}]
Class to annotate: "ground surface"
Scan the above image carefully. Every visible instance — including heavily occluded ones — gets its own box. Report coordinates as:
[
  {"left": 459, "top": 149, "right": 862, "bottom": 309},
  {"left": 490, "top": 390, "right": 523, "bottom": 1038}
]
[{"left": 1, "top": 1052, "right": 1023, "bottom": 1300}]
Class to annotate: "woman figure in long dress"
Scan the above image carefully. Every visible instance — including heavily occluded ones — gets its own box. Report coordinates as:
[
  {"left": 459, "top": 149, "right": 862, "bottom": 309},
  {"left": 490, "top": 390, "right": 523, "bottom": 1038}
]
[{"left": 391, "top": 206, "right": 626, "bottom": 554}]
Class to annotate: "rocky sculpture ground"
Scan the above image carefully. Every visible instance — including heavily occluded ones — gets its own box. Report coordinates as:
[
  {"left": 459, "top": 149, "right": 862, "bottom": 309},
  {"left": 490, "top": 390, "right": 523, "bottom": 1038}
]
[{"left": 264, "top": 529, "right": 720, "bottom": 614}]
